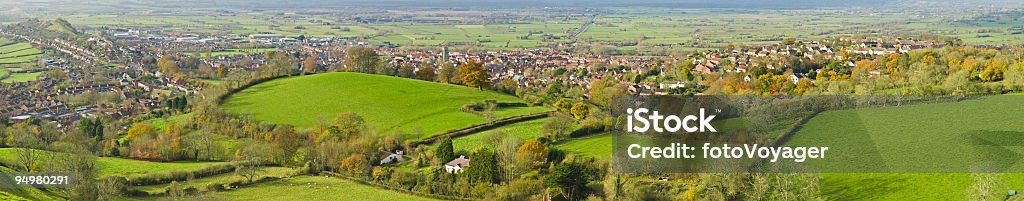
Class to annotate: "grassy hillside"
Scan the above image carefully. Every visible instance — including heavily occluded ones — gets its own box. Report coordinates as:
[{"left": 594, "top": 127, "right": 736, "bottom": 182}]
[
  {"left": 0, "top": 166, "right": 64, "bottom": 200},
  {"left": 556, "top": 132, "right": 613, "bottom": 160},
  {"left": 452, "top": 118, "right": 546, "bottom": 151},
  {"left": 222, "top": 72, "right": 549, "bottom": 139},
  {"left": 1, "top": 72, "right": 42, "bottom": 83},
  {"left": 0, "top": 148, "right": 226, "bottom": 177},
  {"left": 0, "top": 40, "right": 41, "bottom": 65},
  {"left": 784, "top": 95, "right": 1024, "bottom": 199},
  {"left": 192, "top": 176, "right": 439, "bottom": 201}
]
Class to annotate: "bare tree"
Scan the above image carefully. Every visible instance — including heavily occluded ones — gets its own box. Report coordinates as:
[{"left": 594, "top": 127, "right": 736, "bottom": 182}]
[
  {"left": 11, "top": 131, "right": 43, "bottom": 172},
  {"left": 234, "top": 143, "right": 270, "bottom": 184},
  {"left": 53, "top": 144, "right": 98, "bottom": 201},
  {"left": 184, "top": 132, "right": 216, "bottom": 161}
]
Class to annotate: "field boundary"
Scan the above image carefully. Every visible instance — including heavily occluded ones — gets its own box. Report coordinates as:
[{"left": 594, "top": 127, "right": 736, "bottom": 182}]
[{"left": 412, "top": 111, "right": 551, "bottom": 146}]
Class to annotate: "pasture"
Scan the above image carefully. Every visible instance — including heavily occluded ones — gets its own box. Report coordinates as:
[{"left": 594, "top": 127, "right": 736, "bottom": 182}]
[
  {"left": 783, "top": 95, "right": 1024, "bottom": 199},
  {"left": 64, "top": 15, "right": 376, "bottom": 38},
  {"left": 0, "top": 148, "right": 227, "bottom": 177},
  {"left": 0, "top": 39, "right": 41, "bottom": 65},
  {"left": 221, "top": 72, "right": 549, "bottom": 139},
  {"left": 0, "top": 72, "right": 42, "bottom": 83},
  {"left": 368, "top": 22, "right": 580, "bottom": 50},
  {"left": 132, "top": 166, "right": 300, "bottom": 194},
  {"left": 202, "top": 175, "right": 439, "bottom": 201},
  {"left": 452, "top": 118, "right": 547, "bottom": 152},
  {"left": 57, "top": 8, "right": 1024, "bottom": 53},
  {"left": 0, "top": 166, "right": 64, "bottom": 201},
  {"left": 556, "top": 132, "right": 613, "bottom": 160}
]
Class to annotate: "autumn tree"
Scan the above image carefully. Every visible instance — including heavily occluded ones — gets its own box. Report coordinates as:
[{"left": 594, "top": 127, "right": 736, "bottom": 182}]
[
  {"left": 570, "top": 103, "right": 589, "bottom": 120},
  {"left": 262, "top": 51, "right": 297, "bottom": 77},
  {"left": 516, "top": 140, "right": 547, "bottom": 169},
  {"left": 554, "top": 98, "right": 572, "bottom": 112},
  {"left": 943, "top": 70, "right": 971, "bottom": 95},
  {"left": 340, "top": 153, "right": 369, "bottom": 175},
  {"left": 459, "top": 61, "right": 489, "bottom": 90},
  {"left": 157, "top": 56, "right": 179, "bottom": 76},
  {"left": 792, "top": 78, "right": 814, "bottom": 95},
  {"left": 438, "top": 60, "right": 458, "bottom": 84},
  {"left": 344, "top": 46, "right": 380, "bottom": 73},
  {"left": 589, "top": 77, "right": 627, "bottom": 108},
  {"left": 756, "top": 73, "right": 792, "bottom": 95},
  {"left": 979, "top": 58, "right": 1008, "bottom": 82},
  {"left": 126, "top": 123, "right": 155, "bottom": 140},
  {"left": 302, "top": 57, "right": 319, "bottom": 75},
  {"left": 416, "top": 62, "right": 437, "bottom": 81},
  {"left": 542, "top": 115, "right": 575, "bottom": 142},
  {"left": 330, "top": 112, "right": 366, "bottom": 140},
  {"left": 268, "top": 125, "right": 300, "bottom": 153},
  {"left": 1006, "top": 62, "right": 1024, "bottom": 85},
  {"left": 398, "top": 63, "right": 416, "bottom": 78}
]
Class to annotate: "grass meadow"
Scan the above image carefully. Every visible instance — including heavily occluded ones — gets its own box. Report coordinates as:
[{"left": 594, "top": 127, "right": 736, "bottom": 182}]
[
  {"left": 0, "top": 148, "right": 226, "bottom": 177},
  {"left": 784, "top": 95, "right": 1024, "bottom": 199},
  {"left": 451, "top": 118, "right": 547, "bottom": 152},
  {"left": 222, "top": 72, "right": 549, "bottom": 139},
  {"left": 0, "top": 72, "right": 42, "bottom": 83},
  {"left": 0, "top": 39, "right": 40, "bottom": 65},
  {"left": 199, "top": 176, "right": 438, "bottom": 201}
]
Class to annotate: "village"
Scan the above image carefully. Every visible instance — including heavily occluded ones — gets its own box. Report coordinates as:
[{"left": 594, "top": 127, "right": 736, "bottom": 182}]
[{"left": 1, "top": 20, "right": 959, "bottom": 129}]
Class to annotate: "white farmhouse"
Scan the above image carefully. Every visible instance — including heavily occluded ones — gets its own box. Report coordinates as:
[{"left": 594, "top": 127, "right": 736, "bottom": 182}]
[{"left": 444, "top": 155, "right": 470, "bottom": 173}]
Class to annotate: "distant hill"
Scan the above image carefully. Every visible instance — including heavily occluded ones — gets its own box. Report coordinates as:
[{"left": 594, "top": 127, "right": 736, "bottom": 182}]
[
  {"left": 6, "top": 0, "right": 1022, "bottom": 10},
  {"left": 47, "top": 18, "right": 78, "bottom": 35}
]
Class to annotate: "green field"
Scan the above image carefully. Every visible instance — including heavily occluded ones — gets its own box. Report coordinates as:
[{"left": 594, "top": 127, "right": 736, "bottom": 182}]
[
  {"left": 784, "top": 95, "right": 1024, "bottom": 199},
  {"left": 144, "top": 113, "right": 192, "bottom": 131},
  {"left": 0, "top": 39, "right": 41, "bottom": 64},
  {"left": 556, "top": 132, "right": 613, "bottom": 160},
  {"left": 51, "top": 7, "right": 1024, "bottom": 52},
  {"left": 132, "top": 166, "right": 299, "bottom": 194},
  {"left": 95, "top": 158, "right": 226, "bottom": 177},
  {"left": 369, "top": 22, "right": 579, "bottom": 50},
  {"left": 1, "top": 72, "right": 42, "bottom": 83},
  {"left": 452, "top": 118, "right": 547, "bottom": 151},
  {"left": 200, "top": 176, "right": 438, "bottom": 201},
  {"left": 64, "top": 15, "right": 376, "bottom": 38},
  {"left": 222, "top": 72, "right": 549, "bottom": 139},
  {"left": 0, "top": 148, "right": 226, "bottom": 177}
]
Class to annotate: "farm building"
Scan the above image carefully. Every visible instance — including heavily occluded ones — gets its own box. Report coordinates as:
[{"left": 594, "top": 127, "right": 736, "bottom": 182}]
[{"left": 445, "top": 155, "right": 470, "bottom": 173}]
